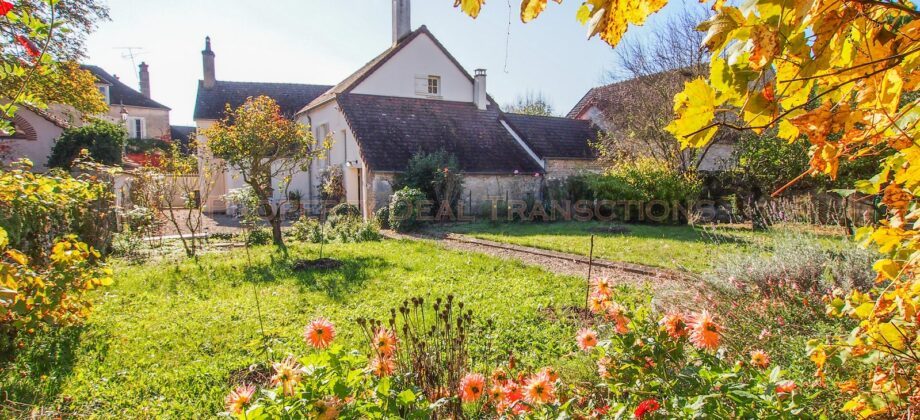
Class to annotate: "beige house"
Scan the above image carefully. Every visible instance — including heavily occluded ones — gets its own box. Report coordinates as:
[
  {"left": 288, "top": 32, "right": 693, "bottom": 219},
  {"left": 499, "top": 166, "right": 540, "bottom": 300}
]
[{"left": 195, "top": 0, "right": 599, "bottom": 217}]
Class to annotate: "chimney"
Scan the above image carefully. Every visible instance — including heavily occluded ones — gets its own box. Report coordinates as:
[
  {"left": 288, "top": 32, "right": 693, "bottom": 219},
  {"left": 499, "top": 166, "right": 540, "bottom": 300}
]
[
  {"left": 202, "top": 36, "right": 216, "bottom": 89},
  {"left": 473, "top": 69, "right": 487, "bottom": 110},
  {"left": 138, "top": 62, "right": 151, "bottom": 98},
  {"left": 392, "top": 0, "right": 411, "bottom": 44}
]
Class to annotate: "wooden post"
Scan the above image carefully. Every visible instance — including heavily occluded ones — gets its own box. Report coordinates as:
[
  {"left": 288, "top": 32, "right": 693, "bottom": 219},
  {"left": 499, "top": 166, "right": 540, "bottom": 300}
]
[{"left": 585, "top": 234, "right": 595, "bottom": 310}]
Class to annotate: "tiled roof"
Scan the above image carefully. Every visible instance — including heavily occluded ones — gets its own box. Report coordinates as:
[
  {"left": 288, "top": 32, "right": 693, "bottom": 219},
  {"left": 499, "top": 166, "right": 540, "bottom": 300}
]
[
  {"left": 194, "top": 80, "right": 332, "bottom": 121},
  {"left": 503, "top": 113, "right": 597, "bottom": 159},
  {"left": 337, "top": 93, "right": 543, "bottom": 174},
  {"left": 566, "top": 69, "right": 698, "bottom": 119},
  {"left": 81, "top": 65, "right": 170, "bottom": 110}
]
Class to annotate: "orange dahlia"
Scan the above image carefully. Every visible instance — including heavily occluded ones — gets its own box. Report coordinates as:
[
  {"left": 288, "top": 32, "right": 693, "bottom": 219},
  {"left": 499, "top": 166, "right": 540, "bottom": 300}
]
[
  {"left": 606, "top": 304, "right": 630, "bottom": 334},
  {"left": 750, "top": 349, "right": 770, "bottom": 369},
  {"left": 658, "top": 312, "right": 688, "bottom": 339},
  {"left": 688, "top": 310, "right": 722, "bottom": 351},
  {"left": 577, "top": 328, "right": 598, "bottom": 351},
  {"left": 460, "top": 373, "right": 486, "bottom": 402},
  {"left": 370, "top": 355, "right": 395, "bottom": 377},
  {"left": 271, "top": 356, "right": 303, "bottom": 396},
  {"left": 372, "top": 328, "right": 398, "bottom": 356},
  {"left": 304, "top": 317, "right": 336, "bottom": 349},
  {"left": 524, "top": 373, "right": 555, "bottom": 404},
  {"left": 592, "top": 277, "right": 613, "bottom": 297},
  {"left": 225, "top": 383, "right": 256, "bottom": 414}
]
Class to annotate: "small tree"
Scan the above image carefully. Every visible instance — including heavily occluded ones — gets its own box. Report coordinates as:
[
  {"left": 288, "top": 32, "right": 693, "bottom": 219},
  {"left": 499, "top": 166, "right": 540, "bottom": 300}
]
[
  {"left": 204, "top": 96, "right": 327, "bottom": 247},
  {"left": 393, "top": 150, "right": 464, "bottom": 212},
  {"left": 48, "top": 118, "right": 127, "bottom": 169},
  {"left": 503, "top": 91, "right": 556, "bottom": 116}
]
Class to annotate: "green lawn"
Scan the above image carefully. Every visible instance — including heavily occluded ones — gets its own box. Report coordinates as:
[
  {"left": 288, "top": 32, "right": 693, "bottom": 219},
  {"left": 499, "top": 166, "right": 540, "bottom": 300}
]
[
  {"left": 2, "top": 239, "right": 604, "bottom": 417},
  {"left": 434, "top": 221, "right": 849, "bottom": 273}
]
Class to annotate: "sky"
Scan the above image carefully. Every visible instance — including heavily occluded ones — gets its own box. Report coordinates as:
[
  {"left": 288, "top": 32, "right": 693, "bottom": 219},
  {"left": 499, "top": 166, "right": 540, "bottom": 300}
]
[{"left": 84, "top": 0, "right": 692, "bottom": 126}]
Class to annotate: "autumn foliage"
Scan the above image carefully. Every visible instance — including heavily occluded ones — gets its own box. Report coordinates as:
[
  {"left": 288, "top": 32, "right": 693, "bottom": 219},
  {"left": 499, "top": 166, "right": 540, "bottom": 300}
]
[{"left": 455, "top": 0, "right": 918, "bottom": 416}]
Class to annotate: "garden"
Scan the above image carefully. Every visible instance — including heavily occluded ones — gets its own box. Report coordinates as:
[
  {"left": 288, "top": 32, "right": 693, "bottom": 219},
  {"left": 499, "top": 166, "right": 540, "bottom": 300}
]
[{"left": 1, "top": 0, "right": 918, "bottom": 418}]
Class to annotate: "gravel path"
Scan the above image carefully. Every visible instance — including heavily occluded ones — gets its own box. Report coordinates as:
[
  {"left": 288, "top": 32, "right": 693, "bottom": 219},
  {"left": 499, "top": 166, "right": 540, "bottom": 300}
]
[{"left": 385, "top": 231, "right": 708, "bottom": 307}]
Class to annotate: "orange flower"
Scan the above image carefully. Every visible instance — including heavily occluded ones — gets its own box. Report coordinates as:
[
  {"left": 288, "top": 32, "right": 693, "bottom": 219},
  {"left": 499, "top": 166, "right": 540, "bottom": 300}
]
[
  {"left": 775, "top": 380, "right": 797, "bottom": 394},
  {"left": 577, "top": 328, "right": 598, "bottom": 351},
  {"left": 225, "top": 383, "right": 256, "bottom": 414},
  {"left": 460, "top": 373, "right": 486, "bottom": 402},
  {"left": 592, "top": 277, "right": 613, "bottom": 297},
  {"left": 372, "top": 328, "right": 398, "bottom": 356},
  {"left": 750, "top": 349, "right": 770, "bottom": 369},
  {"left": 488, "top": 385, "right": 506, "bottom": 402},
  {"left": 606, "top": 304, "right": 630, "bottom": 334},
  {"left": 659, "top": 312, "right": 688, "bottom": 339},
  {"left": 370, "top": 355, "right": 395, "bottom": 377},
  {"left": 315, "top": 397, "right": 340, "bottom": 420},
  {"left": 271, "top": 357, "right": 303, "bottom": 396},
  {"left": 524, "top": 373, "right": 556, "bottom": 404},
  {"left": 688, "top": 310, "right": 722, "bottom": 351},
  {"left": 304, "top": 317, "right": 336, "bottom": 349},
  {"left": 491, "top": 368, "right": 509, "bottom": 384},
  {"left": 589, "top": 293, "right": 610, "bottom": 314},
  {"left": 541, "top": 367, "right": 559, "bottom": 382}
]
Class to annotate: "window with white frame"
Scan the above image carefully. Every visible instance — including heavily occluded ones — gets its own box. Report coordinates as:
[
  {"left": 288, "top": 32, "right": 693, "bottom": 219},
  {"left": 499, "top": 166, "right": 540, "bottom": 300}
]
[
  {"left": 97, "top": 84, "right": 110, "bottom": 104},
  {"left": 126, "top": 116, "right": 146, "bottom": 139},
  {"left": 415, "top": 75, "right": 441, "bottom": 97},
  {"left": 316, "top": 123, "right": 331, "bottom": 165}
]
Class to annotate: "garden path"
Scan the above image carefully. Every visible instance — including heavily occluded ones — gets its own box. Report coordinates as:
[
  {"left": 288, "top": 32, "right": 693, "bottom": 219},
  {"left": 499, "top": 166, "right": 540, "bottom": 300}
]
[{"left": 385, "top": 231, "right": 708, "bottom": 307}]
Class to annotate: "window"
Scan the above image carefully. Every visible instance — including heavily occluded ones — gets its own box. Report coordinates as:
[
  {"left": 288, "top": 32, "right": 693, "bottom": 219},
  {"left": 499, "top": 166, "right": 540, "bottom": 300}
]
[
  {"left": 126, "top": 116, "right": 146, "bottom": 139},
  {"left": 316, "top": 123, "right": 330, "bottom": 165},
  {"left": 415, "top": 75, "right": 441, "bottom": 97},
  {"left": 97, "top": 84, "right": 110, "bottom": 104}
]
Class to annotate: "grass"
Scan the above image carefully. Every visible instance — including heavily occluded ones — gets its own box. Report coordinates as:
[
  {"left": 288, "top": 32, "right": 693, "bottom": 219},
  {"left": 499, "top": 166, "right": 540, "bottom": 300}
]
[
  {"left": 434, "top": 221, "right": 850, "bottom": 273},
  {"left": 1, "top": 239, "right": 605, "bottom": 417}
]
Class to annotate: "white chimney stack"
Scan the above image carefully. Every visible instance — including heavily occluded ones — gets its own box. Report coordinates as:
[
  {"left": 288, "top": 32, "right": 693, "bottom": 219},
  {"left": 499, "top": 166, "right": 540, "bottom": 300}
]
[
  {"left": 473, "top": 69, "right": 487, "bottom": 110},
  {"left": 393, "top": 0, "right": 411, "bottom": 44},
  {"left": 202, "top": 36, "right": 216, "bottom": 89},
  {"left": 138, "top": 62, "right": 151, "bottom": 98}
]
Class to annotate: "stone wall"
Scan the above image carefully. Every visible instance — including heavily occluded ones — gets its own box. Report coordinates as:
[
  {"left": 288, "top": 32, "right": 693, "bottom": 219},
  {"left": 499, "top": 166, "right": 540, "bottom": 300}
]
[
  {"left": 544, "top": 159, "right": 601, "bottom": 179},
  {"left": 368, "top": 171, "right": 543, "bottom": 215}
]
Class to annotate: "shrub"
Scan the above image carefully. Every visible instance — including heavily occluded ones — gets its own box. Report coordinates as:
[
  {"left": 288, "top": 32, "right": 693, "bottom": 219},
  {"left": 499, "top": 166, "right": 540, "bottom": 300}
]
[
  {"left": 290, "top": 216, "right": 323, "bottom": 243},
  {"left": 330, "top": 203, "right": 359, "bottom": 217},
  {"left": 375, "top": 206, "right": 390, "bottom": 229},
  {"left": 318, "top": 166, "right": 345, "bottom": 204},
  {"left": 47, "top": 119, "right": 128, "bottom": 169},
  {"left": 224, "top": 187, "right": 260, "bottom": 224},
  {"left": 245, "top": 228, "right": 272, "bottom": 246},
  {"left": 388, "top": 187, "right": 427, "bottom": 232},
  {"left": 393, "top": 150, "right": 464, "bottom": 210}
]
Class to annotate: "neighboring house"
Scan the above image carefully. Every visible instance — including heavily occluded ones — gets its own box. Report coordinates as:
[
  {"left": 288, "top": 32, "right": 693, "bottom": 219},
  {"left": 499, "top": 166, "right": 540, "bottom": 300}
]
[
  {"left": 195, "top": 0, "right": 599, "bottom": 217},
  {"left": 568, "top": 72, "right": 736, "bottom": 172},
  {"left": 2, "top": 62, "right": 197, "bottom": 171},
  {"left": 0, "top": 106, "right": 68, "bottom": 172}
]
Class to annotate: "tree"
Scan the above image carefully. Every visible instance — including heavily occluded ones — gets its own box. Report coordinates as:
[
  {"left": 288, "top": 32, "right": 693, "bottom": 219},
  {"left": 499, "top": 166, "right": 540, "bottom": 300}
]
[
  {"left": 48, "top": 119, "right": 128, "bottom": 169},
  {"left": 0, "top": 0, "right": 107, "bottom": 135},
  {"left": 593, "top": 7, "right": 720, "bottom": 173},
  {"left": 503, "top": 91, "right": 556, "bottom": 116},
  {"left": 204, "top": 96, "right": 327, "bottom": 247},
  {"left": 454, "top": 0, "right": 919, "bottom": 415}
]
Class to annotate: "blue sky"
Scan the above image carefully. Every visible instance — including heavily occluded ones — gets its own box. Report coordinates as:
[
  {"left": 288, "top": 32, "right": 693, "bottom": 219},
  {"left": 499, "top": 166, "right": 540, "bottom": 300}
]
[{"left": 84, "top": 0, "right": 690, "bottom": 125}]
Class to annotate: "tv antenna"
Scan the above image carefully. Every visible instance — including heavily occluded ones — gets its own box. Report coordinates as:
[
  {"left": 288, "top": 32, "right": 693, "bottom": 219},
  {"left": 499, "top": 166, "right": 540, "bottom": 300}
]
[{"left": 114, "top": 46, "right": 147, "bottom": 83}]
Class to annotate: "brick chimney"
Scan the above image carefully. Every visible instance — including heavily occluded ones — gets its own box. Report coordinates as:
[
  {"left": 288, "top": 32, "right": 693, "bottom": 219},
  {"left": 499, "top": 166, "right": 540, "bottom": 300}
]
[
  {"left": 473, "top": 69, "right": 487, "bottom": 110},
  {"left": 202, "top": 36, "right": 216, "bottom": 89},
  {"left": 138, "top": 62, "right": 151, "bottom": 98},
  {"left": 392, "top": 0, "right": 410, "bottom": 45}
]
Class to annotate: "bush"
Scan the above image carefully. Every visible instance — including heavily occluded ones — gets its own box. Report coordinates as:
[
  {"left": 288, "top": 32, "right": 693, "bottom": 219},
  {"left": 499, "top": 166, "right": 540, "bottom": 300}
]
[
  {"left": 374, "top": 206, "right": 390, "bottom": 229},
  {"left": 48, "top": 119, "right": 128, "bottom": 169},
  {"left": 318, "top": 166, "right": 345, "bottom": 204},
  {"left": 290, "top": 216, "right": 323, "bottom": 243},
  {"left": 290, "top": 214, "right": 381, "bottom": 244},
  {"left": 245, "top": 228, "right": 272, "bottom": 246},
  {"left": 393, "top": 150, "right": 464, "bottom": 209},
  {"left": 330, "top": 203, "right": 359, "bottom": 217},
  {"left": 388, "top": 187, "right": 427, "bottom": 232}
]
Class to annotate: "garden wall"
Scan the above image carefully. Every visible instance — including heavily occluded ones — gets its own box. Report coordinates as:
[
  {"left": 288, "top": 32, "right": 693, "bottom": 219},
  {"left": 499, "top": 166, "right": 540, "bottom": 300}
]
[{"left": 368, "top": 171, "right": 543, "bottom": 214}]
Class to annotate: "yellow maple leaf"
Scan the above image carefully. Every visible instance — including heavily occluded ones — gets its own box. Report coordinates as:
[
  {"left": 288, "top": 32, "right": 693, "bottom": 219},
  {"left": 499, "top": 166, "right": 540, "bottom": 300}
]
[
  {"left": 665, "top": 78, "right": 722, "bottom": 148},
  {"left": 876, "top": 69, "right": 903, "bottom": 115},
  {"left": 521, "top": 0, "right": 560, "bottom": 22},
  {"left": 697, "top": 7, "right": 745, "bottom": 52},
  {"left": 750, "top": 25, "right": 780, "bottom": 70},
  {"left": 454, "top": 0, "right": 486, "bottom": 18}
]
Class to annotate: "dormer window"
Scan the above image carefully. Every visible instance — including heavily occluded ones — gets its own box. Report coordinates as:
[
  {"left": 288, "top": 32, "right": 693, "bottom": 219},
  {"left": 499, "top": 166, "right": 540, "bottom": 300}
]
[
  {"left": 97, "top": 84, "right": 110, "bottom": 104},
  {"left": 415, "top": 75, "right": 441, "bottom": 97}
]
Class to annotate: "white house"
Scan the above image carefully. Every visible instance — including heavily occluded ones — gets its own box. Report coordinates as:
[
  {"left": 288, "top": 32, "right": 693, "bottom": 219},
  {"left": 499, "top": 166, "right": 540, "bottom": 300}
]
[{"left": 194, "top": 0, "right": 599, "bottom": 217}]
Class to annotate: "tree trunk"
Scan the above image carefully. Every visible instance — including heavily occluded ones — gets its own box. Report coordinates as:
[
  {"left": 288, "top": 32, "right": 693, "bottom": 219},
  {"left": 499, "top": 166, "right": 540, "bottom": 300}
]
[{"left": 270, "top": 216, "right": 283, "bottom": 246}]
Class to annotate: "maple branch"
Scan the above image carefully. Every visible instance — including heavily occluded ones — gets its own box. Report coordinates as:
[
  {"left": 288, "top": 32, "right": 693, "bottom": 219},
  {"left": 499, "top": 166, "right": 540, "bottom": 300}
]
[
  {"left": 780, "top": 46, "right": 919, "bottom": 83},
  {"left": 850, "top": 0, "right": 920, "bottom": 18},
  {"left": 771, "top": 168, "right": 816, "bottom": 198}
]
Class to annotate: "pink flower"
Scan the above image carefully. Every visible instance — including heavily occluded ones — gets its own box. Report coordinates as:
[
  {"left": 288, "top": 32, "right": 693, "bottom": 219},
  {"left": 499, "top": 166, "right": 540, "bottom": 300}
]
[
  {"left": 304, "top": 317, "right": 336, "bottom": 349},
  {"left": 577, "top": 328, "right": 598, "bottom": 351},
  {"left": 459, "top": 373, "right": 486, "bottom": 402}
]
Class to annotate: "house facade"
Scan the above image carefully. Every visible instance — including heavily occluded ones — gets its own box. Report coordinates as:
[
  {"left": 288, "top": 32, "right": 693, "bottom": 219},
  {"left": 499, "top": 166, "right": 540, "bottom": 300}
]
[
  {"left": 2, "top": 62, "right": 193, "bottom": 171},
  {"left": 195, "top": 0, "right": 599, "bottom": 217}
]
